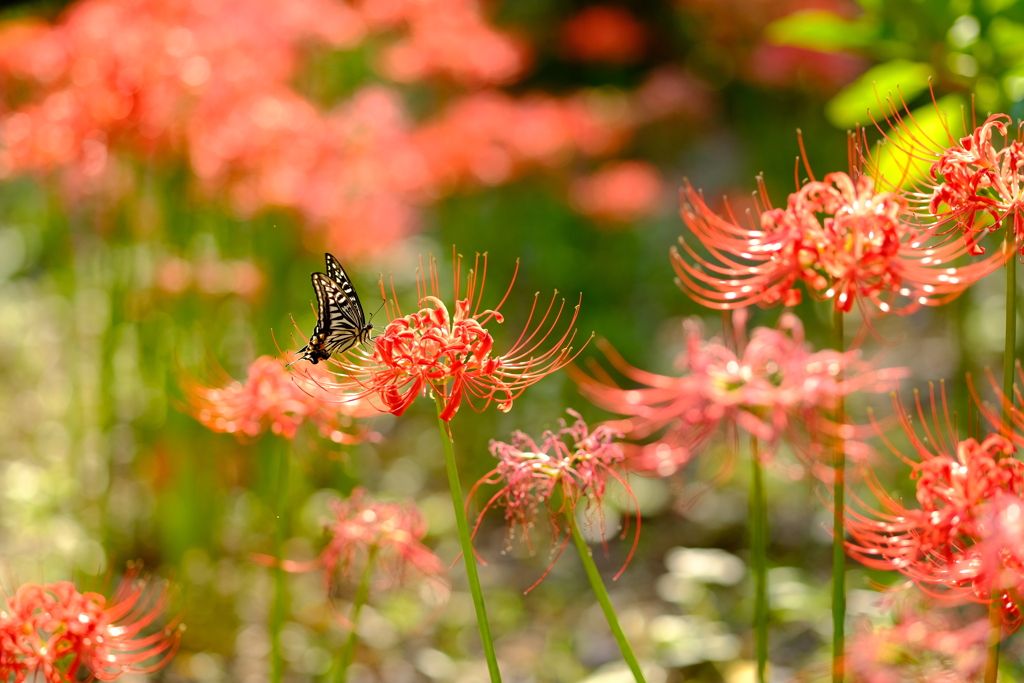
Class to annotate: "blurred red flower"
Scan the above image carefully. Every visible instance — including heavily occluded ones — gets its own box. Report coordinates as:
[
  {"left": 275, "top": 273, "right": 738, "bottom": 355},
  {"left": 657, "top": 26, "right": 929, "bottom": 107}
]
[
  {"left": 846, "top": 386, "right": 1024, "bottom": 632},
  {"left": 470, "top": 410, "right": 635, "bottom": 590},
  {"left": 847, "top": 595, "right": 989, "bottom": 683},
  {"left": 559, "top": 6, "right": 647, "bottom": 64},
  {"left": 0, "top": 568, "right": 179, "bottom": 683},
  {"left": 573, "top": 311, "right": 904, "bottom": 476},
  {"left": 673, "top": 171, "right": 1004, "bottom": 313},
  {"left": 570, "top": 160, "right": 663, "bottom": 224},
  {"left": 324, "top": 253, "right": 582, "bottom": 421},
  {"left": 182, "top": 355, "right": 378, "bottom": 441}
]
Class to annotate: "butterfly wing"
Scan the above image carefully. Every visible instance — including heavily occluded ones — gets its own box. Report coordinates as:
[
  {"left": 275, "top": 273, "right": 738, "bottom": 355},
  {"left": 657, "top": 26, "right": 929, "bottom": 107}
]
[
  {"left": 324, "top": 252, "right": 366, "bottom": 326},
  {"left": 292, "top": 254, "right": 372, "bottom": 365}
]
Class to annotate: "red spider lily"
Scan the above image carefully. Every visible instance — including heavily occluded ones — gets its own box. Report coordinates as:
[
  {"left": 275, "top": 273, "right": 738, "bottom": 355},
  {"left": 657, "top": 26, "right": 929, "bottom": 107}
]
[
  {"left": 872, "top": 102, "right": 1024, "bottom": 257},
  {"left": 559, "top": 6, "right": 647, "bottom": 65},
  {"left": 845, "top": 384, "right": 1024, "bottom": 632},
  {"left": 324, "top": 253, "right": 583, "bottom": 421},
  {"left": 468, "top": 410, "right": 637, "bottom": 592},
  {"left": 572, "top": 310, "right": 904, "bottom": 476},
  {"left": 181, "top": 355, "right": 378, "bottom": 441},
  {"left": 0, "top": 567, "right": 179, "bottom": 683},
  {"left": 672, "top": 170, "right": 1003, "bottom": 314},
  {"left": 261, "top": 488, "right": 448, "bottom": 601},
  {"left": 846, "top": 595, "right": 989, "bottom": 683}
]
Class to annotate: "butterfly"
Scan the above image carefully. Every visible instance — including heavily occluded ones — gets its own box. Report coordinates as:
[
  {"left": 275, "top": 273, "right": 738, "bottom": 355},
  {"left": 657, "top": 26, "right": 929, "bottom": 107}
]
[{"left": 292, "top": 253, "right": 373, "bottom": 365}]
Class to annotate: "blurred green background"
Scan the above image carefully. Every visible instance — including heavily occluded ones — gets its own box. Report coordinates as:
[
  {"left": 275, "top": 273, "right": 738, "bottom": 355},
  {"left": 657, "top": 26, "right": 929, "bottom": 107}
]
[{"left": 2, "top": 0, "right": 1024, "bottom": 681}]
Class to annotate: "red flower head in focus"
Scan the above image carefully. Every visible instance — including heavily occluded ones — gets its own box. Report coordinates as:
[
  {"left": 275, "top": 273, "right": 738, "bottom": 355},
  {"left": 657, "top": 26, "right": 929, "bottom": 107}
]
[
  {"left": 846, "top": 383, "right": 1024, "bottom": 632},
  {"left": 873, "top": 101, "right": 1024, "bottom": 257},
  {"left": 469, "top": 410, "right": 636, "bottom": 591},
  {"left": 181, "top": 355, "right": 378, "bottom": 442},
  {"left": 0, "top": 566, "right": 179, "bottom": 683},
  {"left": 573, "top": 310, "right": 905, "bottom": 476},
  {"left": 327, "top": 252, "right": 583, "bottom": 421},
  {"left": 673, "top": 168, "right": 1003, "bottom": 314}
]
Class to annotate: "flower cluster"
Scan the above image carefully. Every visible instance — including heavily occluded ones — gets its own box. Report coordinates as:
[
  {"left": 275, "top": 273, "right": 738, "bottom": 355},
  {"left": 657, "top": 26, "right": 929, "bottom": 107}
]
[
  {"left": 0, "top": 570, "right": 178, "bottom": 683},
  {"left": 569, "top": 160, "right": 663, "bottom": 224},
  {"left": 573, "top": 311, "right": 903, "bottom": 476},
  {"left": 673, "top": 171, "right": 1004, "bottom": 313},
  {"left": 470, "top": 411, "right": 634, "bottom": 589},
  {"left": 845, "top": 386, "right": 1024, "bottom": 631},
  {"left": 0, "top": 0, "right": 689, "bottom": 252},
  {"left": 182, "top": 355, "right": 378, "bottom": 441},
  {"left": 327, "top": 254, "right": 582, "bottom": 421}
]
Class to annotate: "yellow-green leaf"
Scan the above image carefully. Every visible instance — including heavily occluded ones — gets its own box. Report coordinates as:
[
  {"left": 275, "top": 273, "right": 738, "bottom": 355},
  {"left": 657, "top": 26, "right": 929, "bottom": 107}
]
[
  {"left": 764, "top": 10, "right": 876, "bottom": 52},
  {"left": 824, "top": 60, "right": 934, "bottom": 129}
]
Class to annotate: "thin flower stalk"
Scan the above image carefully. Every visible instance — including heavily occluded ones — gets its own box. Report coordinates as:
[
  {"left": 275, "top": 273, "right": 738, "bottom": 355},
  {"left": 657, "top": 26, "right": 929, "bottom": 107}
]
[
  {"left": 335, "top": 546, "right": 377, "bottom": 683},
  {"left": 323, "top": 251, "right": 583, "bottom": 421},
  {"left": 0, "top": 567, "right": 180, "bottom": 683},
  {"left": 471, "top": 412, "right": 644, "bottom": 681},
  {"left": 832, "top": 307, "right": 847, "bottom": 683},
  {"left": 270, "top": 443, "right": 289, "bottom": 683}
]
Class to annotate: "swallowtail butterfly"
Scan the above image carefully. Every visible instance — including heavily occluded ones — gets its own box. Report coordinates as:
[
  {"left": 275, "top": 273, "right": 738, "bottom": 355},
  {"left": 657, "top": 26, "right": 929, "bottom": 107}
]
[{"left": 292, "top": 253, "right": 373, "bottom": 365}]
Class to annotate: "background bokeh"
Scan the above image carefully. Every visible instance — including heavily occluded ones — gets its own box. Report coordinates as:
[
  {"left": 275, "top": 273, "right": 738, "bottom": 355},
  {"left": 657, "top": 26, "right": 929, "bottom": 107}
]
[{"left": 2, "top": 0, "right": 1024, "bottom": 681}]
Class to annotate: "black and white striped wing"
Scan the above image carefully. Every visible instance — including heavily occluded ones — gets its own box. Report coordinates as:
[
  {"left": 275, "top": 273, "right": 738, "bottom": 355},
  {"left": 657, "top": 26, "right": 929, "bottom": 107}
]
[
  {"left": 325, "top": 252, "right": 365, "bottom": 322},
  {"left": 310, "top": 273, "right": 364, "bottom": 356}
]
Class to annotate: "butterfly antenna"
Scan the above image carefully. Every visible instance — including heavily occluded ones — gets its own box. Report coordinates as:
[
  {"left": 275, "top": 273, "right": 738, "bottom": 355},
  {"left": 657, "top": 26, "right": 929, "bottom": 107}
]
[{"left": 369, "top": 297, "right": 386, "bottom": 324}]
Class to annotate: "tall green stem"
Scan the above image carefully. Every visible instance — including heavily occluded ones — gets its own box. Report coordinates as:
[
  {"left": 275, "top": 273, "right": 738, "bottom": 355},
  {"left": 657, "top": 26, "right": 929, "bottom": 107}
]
[
  {"left": 334, "top": 546, "right": 379, "bottom": 683},
  {"left": 569, "top": 518, "right": 647, "bottom": 683},
  {"left": 434, "top": 393, "right": 502, "bottom": 683},
  {"left": 986, "top": 222, "right": 1017, "bottom": 683},
  {"left": 271, "top": 442, "right": 290, "bottom": 683},
  {"left": 832, "top": 308, "right": 846, "bottom": 683},
  {"left": 750, "top": 436, "right": 768, "bottom": 683}
]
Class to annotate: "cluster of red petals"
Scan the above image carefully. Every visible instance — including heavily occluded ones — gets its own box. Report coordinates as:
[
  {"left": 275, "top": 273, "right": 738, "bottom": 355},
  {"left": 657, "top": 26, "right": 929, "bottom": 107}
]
[
  {"left": 846, "top": 387, "right": 1024, "bottom": 631},
  {"left": 470, "top": 410, "right": 636, "bottom": 589},
  {"left": 327, "top": 254, "right": 582, "bottom": 422},
  {"left": 569, "top": 160, "right": 663, "bottom": 224},
  {"left": 318, "top": 488, "right": 447, "bottom": 594},
  {"left": 574, "top": 311, "right": 904, "bottom": 476},
  {"left": 846, "top": 597, "right": 988, "bottom": 683},
  {"left": 0, "top": 570, "right": 178, "bottom": 683},
  {"left": 182, "top": 355, "right": 378, "bottom": 441},
  {"left": 920, "top": 114, "right": 1024, "bottom": 256},
  {"left": 0, "top": 0, "right": 699, "bottom": 253},
  {"left": 673, "top": 171, "right": 1003, "bottom": 314}
]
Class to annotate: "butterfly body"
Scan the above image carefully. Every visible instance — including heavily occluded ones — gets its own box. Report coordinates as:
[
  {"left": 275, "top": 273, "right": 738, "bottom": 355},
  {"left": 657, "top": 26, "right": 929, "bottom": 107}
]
[{"left": 294, "top": 253, "right": 373, "bottom": 365}]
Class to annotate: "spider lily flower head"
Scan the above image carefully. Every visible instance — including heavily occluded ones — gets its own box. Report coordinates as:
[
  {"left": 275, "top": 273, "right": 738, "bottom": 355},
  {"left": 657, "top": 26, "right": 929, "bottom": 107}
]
[
  {"left": 0, "top": 566, "right": 179, "bottom": 683},
  {"left": 673, "top": 169, "right": 1002, "bottom": 314},
  {"left": 573, "top": 310, "right": 905, "bottom": 476},
  {"left": 871, "top": 98, "right": 1024, "bottom": 257},
  {"left": 470, "top": 410, "right": 636, "bottom": 591},
  {"left": 328, "top": 252, "right": 583, "bottom": 421},
  {"left": 321, "top": 488, "right": 447, "bottom": 594},
  {"left": 181, "top": 355, "right": 378, "bottom": 442},
  {"left": 845, "top": 383, "right": 1024, "bottom": 632},
  {"left": 846, "top": 595, "right": 989, "bottom": 683}
]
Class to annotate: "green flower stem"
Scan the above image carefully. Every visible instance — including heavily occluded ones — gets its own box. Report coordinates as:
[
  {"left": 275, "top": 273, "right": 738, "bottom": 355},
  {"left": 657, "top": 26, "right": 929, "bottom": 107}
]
[
  {"left": 271, "top": 441, "right": 291, "bottom": 683},
  {"left": 832, "top": 308, "right": 846, "bottom": 683},
  {"left": 570, "top": 518, "right": 647, "bottom": 683},
  {"left": 750, "top": 436, "right": 768, "bottom": 683},
  {"left": 434, "top": 393, "right": 502, "bottom": 683},
  {"left": 987, "top": 222, "right": 1017, "bottom": 683},
  {"left": 335, "top": 546, "right": 379, "bottom": 683}
]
